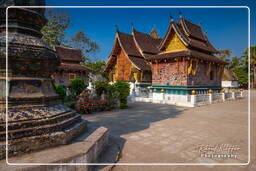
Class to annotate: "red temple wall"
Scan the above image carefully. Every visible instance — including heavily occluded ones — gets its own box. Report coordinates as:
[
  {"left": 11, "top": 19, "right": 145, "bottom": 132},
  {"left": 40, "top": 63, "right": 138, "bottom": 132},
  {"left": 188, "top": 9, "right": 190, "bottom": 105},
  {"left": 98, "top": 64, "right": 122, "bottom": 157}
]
[
  {"left": 187, "top": 62, "right": 221, "bottom": 86},
  {"left": 116, "top": 50, "right": 131, "bottom": 81},
  {"left": 152, "top": 60, "right": 222, "bottom": 87},
  {"left": 152, "top": 61, "right": 188, "bottom": 86}
]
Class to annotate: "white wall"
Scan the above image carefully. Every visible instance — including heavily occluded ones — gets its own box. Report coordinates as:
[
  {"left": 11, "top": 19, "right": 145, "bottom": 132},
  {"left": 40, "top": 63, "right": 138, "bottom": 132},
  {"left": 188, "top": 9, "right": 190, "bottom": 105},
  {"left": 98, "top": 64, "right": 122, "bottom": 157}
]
[{"left": 222, "top": 81, "right": 238, "bottom": 88}]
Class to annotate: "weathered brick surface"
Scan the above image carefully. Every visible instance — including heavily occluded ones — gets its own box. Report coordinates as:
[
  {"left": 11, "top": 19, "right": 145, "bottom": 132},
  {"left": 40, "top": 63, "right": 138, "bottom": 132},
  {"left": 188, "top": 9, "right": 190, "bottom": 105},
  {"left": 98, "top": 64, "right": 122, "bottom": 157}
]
[
  {"left": 0, "top": 127, "right": 109, "bottom": 171},
  {"left": 152, "top": 60, "right": 221, "bottom": 87},
  {"left": 152, "top": 61, "right": 188, "bottom": 86},
  {"left": 187, "top": 62, "right": 221, "bottom": 86}
]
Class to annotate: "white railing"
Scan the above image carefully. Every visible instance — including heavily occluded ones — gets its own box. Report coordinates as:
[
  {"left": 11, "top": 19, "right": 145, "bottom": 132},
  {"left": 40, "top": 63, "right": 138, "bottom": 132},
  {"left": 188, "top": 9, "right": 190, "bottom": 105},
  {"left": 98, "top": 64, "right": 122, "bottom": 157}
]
[
  {"left": 235, "top": 91, "right": 242, "bottom": 98},
  {"left": 195, "top": 94, "right": 210, "bottom": 104},
  {"left": 131, "top": 88, "right": 244, "bottom": 107},
  {"left": 225, "top": 92, "right": 232, "bottom": 99},
  {"left": 212, "top": 93, "right": 222, "bottom": 102}
]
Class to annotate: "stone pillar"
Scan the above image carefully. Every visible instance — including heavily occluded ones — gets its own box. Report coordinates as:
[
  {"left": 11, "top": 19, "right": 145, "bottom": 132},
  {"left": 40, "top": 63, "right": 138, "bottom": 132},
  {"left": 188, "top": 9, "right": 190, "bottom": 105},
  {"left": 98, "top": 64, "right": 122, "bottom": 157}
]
[
  {"left": 153, "top": 88, "right": 157, "bottom": 101},
  {"left": 231, "top": 89, "right": 235, "bottom": 99},
  {"left": 222, "top": 93, "right": 225, "bottom": 102},
  {"left": 190, "top": 90, "right": 196, "bottom": 107},
  {"left": 240, "top": 89, "right": 243, "bottom": 97},
  {"left": 221, "top": 89, "right": 225, "bottom": 102},
  {"left": 209, "top": 94, "right": 212, "bottom": 104},
  {"left": 208, "top": 89, "right": 213, "bottom": 104},
  {"left": 161, "top": 88, "right": 165, "bottom": 101},
  {"left": 191, "top": 95, "right": 196, "bottom": 107}
]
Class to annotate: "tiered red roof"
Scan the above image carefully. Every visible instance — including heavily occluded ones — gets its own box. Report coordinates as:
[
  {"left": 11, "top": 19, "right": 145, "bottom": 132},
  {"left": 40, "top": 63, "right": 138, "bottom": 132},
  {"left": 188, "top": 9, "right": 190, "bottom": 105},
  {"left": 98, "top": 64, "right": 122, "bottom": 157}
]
[
  {"left": 105, "top": 16, "right": 227, "bottom": 73},
  {"left": 151, "top": 16, "right": 225, "bottom": 64},
  {"left": 55, "top": 46, "right": 92, "bottom": 72},
  {"left": 104, "top": 29, "right": 161, "bottom": 72}
]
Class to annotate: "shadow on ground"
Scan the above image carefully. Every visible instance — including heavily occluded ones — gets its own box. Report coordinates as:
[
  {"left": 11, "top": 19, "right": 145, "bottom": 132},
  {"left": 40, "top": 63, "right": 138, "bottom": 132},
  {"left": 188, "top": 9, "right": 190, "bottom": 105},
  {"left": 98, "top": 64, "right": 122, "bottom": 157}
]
[{"left": 78, "top": 102, "right": 187, "bottom": 170}]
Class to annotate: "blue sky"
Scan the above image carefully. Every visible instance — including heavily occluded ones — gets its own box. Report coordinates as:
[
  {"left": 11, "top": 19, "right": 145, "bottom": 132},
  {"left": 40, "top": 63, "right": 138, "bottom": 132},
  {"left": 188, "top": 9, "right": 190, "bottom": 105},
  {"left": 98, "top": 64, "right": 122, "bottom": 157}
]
[{"left": 45, "top": 0, "right": 256, "bottom": 61}]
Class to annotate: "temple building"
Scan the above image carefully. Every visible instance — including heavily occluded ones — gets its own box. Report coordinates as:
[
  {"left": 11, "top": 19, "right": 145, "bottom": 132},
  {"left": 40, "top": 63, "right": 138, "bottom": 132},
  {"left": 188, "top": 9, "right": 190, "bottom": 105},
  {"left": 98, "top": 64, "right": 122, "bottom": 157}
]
[
  {"left": 104, "top": 27, "right": 162, "bottom": 85},
  {"left": 146, "top": 16, "right": 227, "bottom": 95},
  {"left": 53, "top": 46, "right": 92, "bottom": 87},
  {"left": 104, "top": 14, "right": 240, "bottom": 107},
  {"left": 221, "top": 68, "right": 238, "bottom": 89}
]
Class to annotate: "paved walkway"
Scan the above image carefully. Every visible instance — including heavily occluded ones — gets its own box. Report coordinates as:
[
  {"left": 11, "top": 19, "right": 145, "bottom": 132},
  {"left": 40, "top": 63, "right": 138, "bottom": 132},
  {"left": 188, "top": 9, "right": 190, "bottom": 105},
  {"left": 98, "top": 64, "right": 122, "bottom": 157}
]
[{"left": 83, "top": 91, "right": 255, "bottom": 171}]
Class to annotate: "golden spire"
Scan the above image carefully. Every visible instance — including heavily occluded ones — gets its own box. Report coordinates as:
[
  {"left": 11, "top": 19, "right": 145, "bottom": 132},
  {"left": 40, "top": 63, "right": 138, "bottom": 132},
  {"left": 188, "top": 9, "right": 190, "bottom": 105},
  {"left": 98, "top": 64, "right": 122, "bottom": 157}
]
[{"left": 149, "top": 25, "right": 160, "bottom": 39}]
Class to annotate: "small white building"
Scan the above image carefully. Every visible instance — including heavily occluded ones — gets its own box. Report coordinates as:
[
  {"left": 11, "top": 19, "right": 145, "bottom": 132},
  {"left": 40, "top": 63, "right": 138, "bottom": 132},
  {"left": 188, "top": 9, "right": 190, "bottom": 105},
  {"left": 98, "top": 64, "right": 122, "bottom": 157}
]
[{"left": 221, "top": 68, "right": 238, "bottom": 89}]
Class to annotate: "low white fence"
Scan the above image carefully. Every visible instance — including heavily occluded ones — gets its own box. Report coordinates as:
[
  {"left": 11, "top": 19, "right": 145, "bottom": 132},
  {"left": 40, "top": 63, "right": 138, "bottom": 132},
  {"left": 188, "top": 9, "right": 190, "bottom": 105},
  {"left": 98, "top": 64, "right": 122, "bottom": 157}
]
[
  {"left": 195, "top": 94, "right": 210, "bottom": 104},
  {"left": 212, "top": 93, "right": 223, "bottom": 103},
  {"left": 131, "top": 91, "right": 244, "bottom": 107},
  {"left": 225, "top": 92, "right": 232, "bottom": 100}
]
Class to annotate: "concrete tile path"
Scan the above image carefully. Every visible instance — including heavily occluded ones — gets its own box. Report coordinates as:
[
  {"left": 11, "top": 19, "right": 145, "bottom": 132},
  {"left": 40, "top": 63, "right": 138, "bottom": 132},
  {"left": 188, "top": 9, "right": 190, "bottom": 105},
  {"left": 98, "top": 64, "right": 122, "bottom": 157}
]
[{"left": 83, "top": 91, "right": 255, "bottom": 171}]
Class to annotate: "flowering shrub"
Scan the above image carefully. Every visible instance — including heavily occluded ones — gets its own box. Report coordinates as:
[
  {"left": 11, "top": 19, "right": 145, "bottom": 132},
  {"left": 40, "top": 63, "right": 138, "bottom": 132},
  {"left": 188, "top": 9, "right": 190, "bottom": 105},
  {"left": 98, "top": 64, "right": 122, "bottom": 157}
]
[
  {"left": 76, "top": 89, "right": 110, "bottom": 114},
  {"left": 76, "top": 89, "right": 95, "bottom": 114}
]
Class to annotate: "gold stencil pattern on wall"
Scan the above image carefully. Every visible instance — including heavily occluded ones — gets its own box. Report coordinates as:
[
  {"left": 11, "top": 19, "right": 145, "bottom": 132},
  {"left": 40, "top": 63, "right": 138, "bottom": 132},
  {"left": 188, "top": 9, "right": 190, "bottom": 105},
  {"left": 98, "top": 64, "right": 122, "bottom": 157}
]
[
  {"left": 188, "top": 58, "right": 193, "bottom": 75},
  {"left": 206, "top": 62, "right": 212, "bottom": 76},
  {"left": 192, "top": 59, "right": 199, "bottom": 76},
  {"left": 164, "top": 33, "right": 187, "bottom": 53}
]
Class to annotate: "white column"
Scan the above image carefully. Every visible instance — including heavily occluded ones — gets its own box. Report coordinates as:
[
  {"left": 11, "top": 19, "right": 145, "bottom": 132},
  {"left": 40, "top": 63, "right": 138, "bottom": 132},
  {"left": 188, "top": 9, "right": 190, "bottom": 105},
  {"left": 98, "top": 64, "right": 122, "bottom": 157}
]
[
  {"left": 161, "top": 89, "right": 165, "bottom": 101},
  {"left": 191, "top": 95, "right": 196, "bottom": 107},
  {"left": 222, "top": 92, "right": 225, "bottom": 102},
  {"left": 240, "top": 90, "right": 243, "bottom": 97},
  {"left": 153, "top": 88, "right": 157, "bottom": 101},
  {"left": 209, "top": 93, "right": 212, "bottom": 104},
  {"left": 232, "top": 91, "right": 235, "bottom": 99}
]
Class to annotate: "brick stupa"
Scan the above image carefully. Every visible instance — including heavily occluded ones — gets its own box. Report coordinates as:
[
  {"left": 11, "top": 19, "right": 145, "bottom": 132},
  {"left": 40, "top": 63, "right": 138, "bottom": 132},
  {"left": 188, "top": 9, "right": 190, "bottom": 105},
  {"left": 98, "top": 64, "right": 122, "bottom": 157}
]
[{"left": 0, "top": 0, "right": 86, "bottom": 159}]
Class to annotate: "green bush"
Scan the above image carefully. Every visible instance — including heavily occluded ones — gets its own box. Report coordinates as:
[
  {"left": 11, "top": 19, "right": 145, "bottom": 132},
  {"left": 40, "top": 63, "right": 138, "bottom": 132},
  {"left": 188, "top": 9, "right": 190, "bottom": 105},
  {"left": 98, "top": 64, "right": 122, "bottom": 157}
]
[
  {"left": 70, "top": 78, "right": 86, "bottom": 96},
  {"left": 54, "top": 84, "right": 66, "bottom": 101},
  {"left": 113, "top": 81, "right": 130, "bottom": 109},
  {"left": 95, "top": 80, "right": 109, "bottom": 97}
]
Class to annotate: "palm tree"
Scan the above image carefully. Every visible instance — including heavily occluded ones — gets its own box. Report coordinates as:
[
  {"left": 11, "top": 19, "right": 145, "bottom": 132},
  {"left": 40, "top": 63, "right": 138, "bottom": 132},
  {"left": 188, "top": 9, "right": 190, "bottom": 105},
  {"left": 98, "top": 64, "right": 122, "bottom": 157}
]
[
  {"left": 217, "top": 49, "right": 232, "bottom": 63},
  {"left": 243, "top": 45, "right": 256, "bottom": 88}
]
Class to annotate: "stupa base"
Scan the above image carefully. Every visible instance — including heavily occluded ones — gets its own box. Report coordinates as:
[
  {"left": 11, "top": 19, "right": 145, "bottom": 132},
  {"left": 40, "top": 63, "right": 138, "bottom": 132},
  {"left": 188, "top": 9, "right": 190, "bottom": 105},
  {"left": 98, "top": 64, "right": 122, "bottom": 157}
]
[{"left": 0, "top": 105, "right": 87, "bottom": 159}]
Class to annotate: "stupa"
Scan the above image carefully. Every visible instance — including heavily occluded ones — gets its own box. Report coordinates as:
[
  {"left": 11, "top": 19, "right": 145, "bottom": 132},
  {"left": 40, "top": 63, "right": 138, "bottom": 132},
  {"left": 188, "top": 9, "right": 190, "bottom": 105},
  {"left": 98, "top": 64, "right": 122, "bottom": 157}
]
[{"left": 0, "top": 0, "right": 86, "bottom": 159}]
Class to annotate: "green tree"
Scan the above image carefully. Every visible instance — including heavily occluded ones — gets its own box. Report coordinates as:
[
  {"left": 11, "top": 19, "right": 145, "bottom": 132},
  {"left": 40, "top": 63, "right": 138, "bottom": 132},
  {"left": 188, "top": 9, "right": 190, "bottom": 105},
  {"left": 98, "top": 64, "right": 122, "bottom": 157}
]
[
  {"left": 233, "top": 67, "right": 248, "bottom": 85},
  {"left": 217, "top": 49, "right": 232, "bottom": 63},
  {"left": 218, "top": 49, "right": 248, "bottom": 86},
  {"left": 69, "top": 30, "right": 100, "bottom": 62},
  {"left": 242, "top": 45, "right": 256, "bottom": 88},
  {"left": 70, "top": 78, "right": 86, "bottom": 96},
  {"left": 54, "top": 84, "right": 66, "bottom": 102},
  {"left": 84, "top": 60, "right": 106, "bottom": 74},
  {"left": 229, "top": 56, "right": 241, "bottom": 70},
  {"left": 113, "top": 81, "right": 130, "bottom": 109},
  {"left": 41, "top": 9, "right": 70, "bottom": 47}
]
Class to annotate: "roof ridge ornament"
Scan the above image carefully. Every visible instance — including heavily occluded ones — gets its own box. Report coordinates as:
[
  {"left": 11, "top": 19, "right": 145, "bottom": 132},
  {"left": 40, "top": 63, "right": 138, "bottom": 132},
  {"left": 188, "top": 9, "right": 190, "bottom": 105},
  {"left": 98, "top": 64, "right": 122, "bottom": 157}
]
[
  {"left": 131, "top": 22, "right": 135, "bottom": 31},
  {"left": 178, "top": 9, "right": 183, "bottom": 18},
  {"left": 114, "top": 24, "right": 119, "bottom": 32},
  {"left": 169, "top": 11, "right": 174, "bottom": 22}
]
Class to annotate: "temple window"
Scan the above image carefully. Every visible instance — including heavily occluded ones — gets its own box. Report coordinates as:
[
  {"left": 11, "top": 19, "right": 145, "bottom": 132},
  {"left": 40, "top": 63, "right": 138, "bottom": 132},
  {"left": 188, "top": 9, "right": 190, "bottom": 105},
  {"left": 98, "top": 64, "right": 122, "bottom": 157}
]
[
  {"left": 210, "top": 71, "right": 214, "bottom": 80},
  {"left": 69, "top": 73, "right": 76, "bottom": 81}
]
